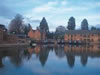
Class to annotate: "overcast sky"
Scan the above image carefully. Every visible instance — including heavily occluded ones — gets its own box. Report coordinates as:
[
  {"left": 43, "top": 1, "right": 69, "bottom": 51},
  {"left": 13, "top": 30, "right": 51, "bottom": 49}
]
[{"left": 0, "top": 0, "right": 100, "bottom": 31}]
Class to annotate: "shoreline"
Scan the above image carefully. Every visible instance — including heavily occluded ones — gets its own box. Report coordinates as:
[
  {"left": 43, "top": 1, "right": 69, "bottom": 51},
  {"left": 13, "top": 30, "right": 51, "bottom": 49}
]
[{"left": 0, "top": 43, "right": 29, "bottom": 48}]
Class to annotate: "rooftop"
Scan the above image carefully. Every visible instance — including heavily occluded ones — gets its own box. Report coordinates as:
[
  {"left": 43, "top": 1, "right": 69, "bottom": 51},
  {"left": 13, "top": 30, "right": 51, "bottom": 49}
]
[{"left": 65, "top": 30, "right": 100, "bottom": 35}]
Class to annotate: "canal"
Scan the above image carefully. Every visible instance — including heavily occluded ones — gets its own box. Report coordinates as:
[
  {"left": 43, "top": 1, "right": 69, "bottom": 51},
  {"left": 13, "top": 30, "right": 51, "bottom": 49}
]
[{"left": 0, "top": 45, "right": 100, "bottom": 75}]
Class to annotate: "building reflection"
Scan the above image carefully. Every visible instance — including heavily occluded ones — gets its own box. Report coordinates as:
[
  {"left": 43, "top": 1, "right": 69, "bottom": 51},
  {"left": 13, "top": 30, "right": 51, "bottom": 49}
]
[
  {"left": 10, "top": 50, "right": 22, "bottom": 67},
  {"left": 64, "top": 44, "right": 100, "bottom": 67},
  {"left": 0, "top": 47, "right": 27, "bottom": 68},
  {"left": 0, "top": 45, "right": 100, "bottom": 68},
  {"left": 54, "top": 45, "right": 65, "bottom": 58},
  {"left": 28, "top": 45, "right": 50, "bottom": 66}
]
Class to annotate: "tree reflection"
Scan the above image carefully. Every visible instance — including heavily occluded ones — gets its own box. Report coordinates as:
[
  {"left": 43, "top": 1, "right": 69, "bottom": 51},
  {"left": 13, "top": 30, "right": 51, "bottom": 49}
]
[
  {"left": 10, "top": 49, "right": 23, "bottom": 67},
  {"left": 0, "top": 44, "right": 100, "bottom": 69},
  {"left": 81, "top": 55, "right": 88, "bottom": 66},
  {"left": 66, "top": 54, "right": 75, "bottom": 68},
  {"left": 55, "top": 45, "right": 65, "bottom": 58},
  {"left": 0, "top": 47, "right": 28, "bottom": 68},
  {"left": 0, "top": 56, "right": 3, "bottom": 68},
  {"left": 39, "top": 46, "right": 50, "bottom": 66},
  {"left": 24, "top": 49, "right": 32, "bottom": 60}
]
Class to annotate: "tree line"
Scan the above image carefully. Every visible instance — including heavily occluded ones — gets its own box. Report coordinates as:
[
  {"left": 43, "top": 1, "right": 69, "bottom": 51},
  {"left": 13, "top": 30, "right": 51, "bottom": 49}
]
[
  {"left": 3, "top": 14, "right": 99, "bottom": 37},
  {"left": 66, "top": 16, "right": 100, "bottom": 30},
  {"left": 67, "top": 17, "right": 89, "bottom": 30},
  {"left": 8, "top": 14, "right": 49, "bottom": 35}
]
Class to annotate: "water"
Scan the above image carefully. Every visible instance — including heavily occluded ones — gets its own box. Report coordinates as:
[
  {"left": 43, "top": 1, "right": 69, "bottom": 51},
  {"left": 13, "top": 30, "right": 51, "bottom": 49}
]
[{"left": 0, "top": 45, "right": 100, "bottom": 75}]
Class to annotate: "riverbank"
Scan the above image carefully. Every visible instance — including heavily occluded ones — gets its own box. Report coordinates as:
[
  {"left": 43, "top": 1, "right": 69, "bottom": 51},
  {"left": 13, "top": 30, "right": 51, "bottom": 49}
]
[{"left": 0, "top": 43, "right": 29, "bottom": 48}]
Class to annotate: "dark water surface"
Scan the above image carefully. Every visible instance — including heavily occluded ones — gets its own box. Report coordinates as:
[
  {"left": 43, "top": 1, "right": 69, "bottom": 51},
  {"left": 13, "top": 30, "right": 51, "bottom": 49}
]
[{"left": 0, "top": 45, "right": 100, "bottom": 75}]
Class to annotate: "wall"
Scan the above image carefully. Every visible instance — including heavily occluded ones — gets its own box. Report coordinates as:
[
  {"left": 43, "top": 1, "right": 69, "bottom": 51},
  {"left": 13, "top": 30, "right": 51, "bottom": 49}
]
[
  {"left": 0, "top": 29, "right": 3, "bottom": 43},
  {"left": 0, "top": 29, "right": 19, "bottom": 44},
  {"left": 28, "top": 29, "right": 46, "bottom": 41},
  {"left": 64, "top": 34, "right": 100, "bottom": 43}
]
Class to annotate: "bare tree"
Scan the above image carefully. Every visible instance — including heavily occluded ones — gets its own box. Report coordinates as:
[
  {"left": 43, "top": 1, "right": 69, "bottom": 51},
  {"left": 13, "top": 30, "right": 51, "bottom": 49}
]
[{"left": 9, "top": 14, "right": 24, "bottom": 34}]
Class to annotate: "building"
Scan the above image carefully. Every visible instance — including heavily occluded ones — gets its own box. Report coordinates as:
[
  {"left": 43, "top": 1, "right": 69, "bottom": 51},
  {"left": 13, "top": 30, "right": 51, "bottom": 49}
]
[
  {"left": 0, "top": 24, "right": 8, "bottom": 43},
  {"left": 28, "top": 29, "right": 46, "bottom": 41},
  {"left": 0, "top": 29, "right": 4, "bottom": 43},
  {"left": 64, "top": 30, "right": 100, "bottom": 44},
  {"left": 0, "top": 24, "right": 7, "bottom": 41},
  {"left": 0, "top": 24, "right": 7, "bottom": 32},
  {"left": 0, "top": 24, "right": 19, "bottom": 44}
]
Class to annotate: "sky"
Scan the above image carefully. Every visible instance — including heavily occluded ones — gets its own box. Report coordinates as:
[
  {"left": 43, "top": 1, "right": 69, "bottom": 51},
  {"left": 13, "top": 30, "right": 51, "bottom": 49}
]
[{"left": 0, "top": 0, "right": 100, "bottom": 31}]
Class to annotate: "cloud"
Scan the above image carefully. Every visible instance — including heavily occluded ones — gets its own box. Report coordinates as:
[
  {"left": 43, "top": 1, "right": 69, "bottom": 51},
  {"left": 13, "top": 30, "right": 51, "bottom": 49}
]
[
  {"left": 0, "top": 6, "right": 16, "bottom": 19},
  {"left": 0, "top": 17, "right": 10, "bottom": 28},
  {"left": 76, "top": 15, "right": 100, "bottom": 24},
  {"left": 24, "top": 1, "right": 92, "bottom": 31},
  {"left": 61, "top": 0, "right": 68, "bottom": 6},
  {"left": 0, "top": 0, "right": 100, "bottom": 31},
  {"left": 29, "top": 0, "right": 90, "bottom": 15},
  {"left": 25, "top": 17, "right": 41, "bottom": 23},
  {"left": 0, "top": 0, "right": 16, "bottom": 19},
  {"left": 32, "top": 1, "right": 58, "bottom": 13}
]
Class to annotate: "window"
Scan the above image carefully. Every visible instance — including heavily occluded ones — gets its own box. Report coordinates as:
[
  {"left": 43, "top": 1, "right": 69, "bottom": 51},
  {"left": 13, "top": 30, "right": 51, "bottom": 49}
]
[
  {"left": 98, "top": 39, "right": 100, "bottom": 41},
  {"left": 84, "top": 35, "right": 86, "bottom": 37}
]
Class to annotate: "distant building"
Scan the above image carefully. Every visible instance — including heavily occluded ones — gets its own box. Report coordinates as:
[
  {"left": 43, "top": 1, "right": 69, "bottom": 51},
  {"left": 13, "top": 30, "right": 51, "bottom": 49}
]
[
  {"left": 0, "top": 24, "right": 7, "bottom": 32},
  {"left": 0, "top": 29, "right": 4, "bottom": 43},
  {"left": 64, "top": 30, "right": 100, "bottom": 43},
  {"left": 28, "top": 29, "right": 45, "bottom": 41},
  {"left": 0, "top": 24, "right": 19, "bottom": 44},
  {"left": 0, "top": 24, "right": 7, "bottom": 43}
]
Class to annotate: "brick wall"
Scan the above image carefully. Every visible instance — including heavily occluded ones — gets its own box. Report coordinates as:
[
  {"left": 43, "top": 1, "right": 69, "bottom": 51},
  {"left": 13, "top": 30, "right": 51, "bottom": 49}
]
[
  {"left": 0, "top": 29, "right": 3, "bottom": 43},
  {"left": 6, "top": 34, "right": 18, "bottom": 43},
  {"left": 28, "top": 29, "right": 46, "bottom": 41},
  {"left": 64, "top": 34, "right": 100, "bottom": 43},
  {"left": 0, "top": 28, "right": 28, "bottom": 44}
]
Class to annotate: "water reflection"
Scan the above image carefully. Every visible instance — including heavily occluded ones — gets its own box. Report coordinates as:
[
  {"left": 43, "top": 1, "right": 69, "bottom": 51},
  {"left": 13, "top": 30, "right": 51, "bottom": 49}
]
[
  {"left": 0, "top": 55, "right": 3, "bottom": 68},
  {"left": 0, "top": 47, "right": 27, "bottom": 68},
  {"left": 66, "top": 54, "right": 75, "bottom": 68},
  {"left": 39, "top": 46, "right": 50, "bottom": 66},
  {"left": 0, "top": 45, "right": 100, "bottom": 69},
  {"left": 64, "top": 45, "right": 100, "bottom": 67},
  {"left": 81, "top": 55, "right": 88, "bottom": 66}
]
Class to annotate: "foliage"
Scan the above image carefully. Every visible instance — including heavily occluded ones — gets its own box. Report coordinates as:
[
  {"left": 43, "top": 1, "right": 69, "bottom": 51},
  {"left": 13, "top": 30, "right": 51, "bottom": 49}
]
[
  {"left": 46, "top": 32, "right": 54, "bottom": 39},
  {"left": 9, "top": 14, "right": 24, "bottom": 34},
  {"left": 91, "top": 26, "right": 97, "bottom": 30},
  {"left": 81, "top": 19, "right": 89, "bottom": 30},
  {"left": 55, "top": 26, "right": 66, "bottom": 39},
  {"left": 24, "top": 24, "right": 32, "bottom": 35},
  {"left": 39, "top": 17, "right": 49, "bottom": 33},
  {"left": 67, "top": 17, "right": 76, "bottom": 30},
  {"left": 9, "top": 14, "right": 32, "bottom": 35}
]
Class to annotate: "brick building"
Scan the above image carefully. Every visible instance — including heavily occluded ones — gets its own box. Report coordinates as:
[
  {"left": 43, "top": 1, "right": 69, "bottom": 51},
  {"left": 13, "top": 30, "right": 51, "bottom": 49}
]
[
  {"left": 0, "top": 25, "right": 19, "bottom": 44},
  {"left": 0, "top": 29, "right": 4, "bottom": 43},
  {"left": 64, "top": 30, "right": 100, "bottom": 44},
  {"left": 0, "top": 25, "right": 8, "bottom": 43},
  {"left": 28, "top": 29, "right": 46, "bottom": 41}
]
